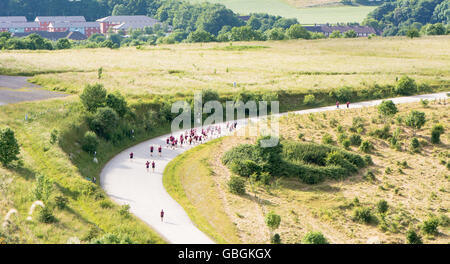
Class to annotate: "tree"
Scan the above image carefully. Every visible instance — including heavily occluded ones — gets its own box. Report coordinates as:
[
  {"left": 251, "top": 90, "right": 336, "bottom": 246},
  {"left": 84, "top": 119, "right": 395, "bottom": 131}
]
[
  {"left": 376, "top": 199, "right": 389, "bottom": 214},
  {"left": 431, "top": 124, "right": 444, "bottom": 144},
  {"left": 56, "top": 38, "right": 71, "bottom": 49},
  {"left": 32, "top": 174, "right": 53, "bottom": 202},
  {"left": 265, "top": 28, "right": 286, "bottom": 40},
  {"left": 344, "top": 30, "right": 358, "bottom": 38},
  {"left": 406, "top": 229, "right": 423, "bottom": 244},
  {"left": 286, "top": 24, "right": 311, "bottom": 39},
  {"left": 80, "top": 83, "right": 107, "bottom": 112},
  {"left": 378, "top": 100, "right": 398, "bottom": 120},
  {"left": 0, "top": 127, "right": 20, "bottom": 167},
  {"left": 106, "top": 91, "right": 128, "bottom": 117},
  {"left": 405, "top": 110, "right": 426, "bottom": 135},
  {"left": 303, "top": 94, "right": 316, "bottom": 105},
  {"left": 329, "top": 30, "right": 342, "bottom": 38},
  {"left": 88, "top": 107, "right": 119, "bottom": 139},
  {"left": 230, "top": 26, "right": 264, "bottom": 41},
  {"left": 406, "top": 27, "right": 420, "bottom": 38},
  {"left": 302, "top": 231, "right": 328, "bottom": 244},
  {"left": 395, "top": 76, "right": 417, "bottom": 95},
  {"left": 82, "top": 131, "right": 99, "bottom": 154},
  {"left": 186, "top": 29, "right": 216, "bottom": 43},
  {"left": 265, "top": 211, "right": 281, "bottom": 234}
]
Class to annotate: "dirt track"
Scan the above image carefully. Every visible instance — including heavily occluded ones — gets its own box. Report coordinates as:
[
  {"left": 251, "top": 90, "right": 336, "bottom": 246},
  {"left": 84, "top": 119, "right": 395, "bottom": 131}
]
[{"left": 0, "top": 75, "right": 66, "bottom": 105}]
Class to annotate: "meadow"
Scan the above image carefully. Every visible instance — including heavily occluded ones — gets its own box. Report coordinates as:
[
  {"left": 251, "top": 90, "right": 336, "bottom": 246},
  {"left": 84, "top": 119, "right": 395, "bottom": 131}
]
[
  {"left": 189, "top": 0, "right": 376, "bottom": 23},
  {"left": 0, "top": 36, "right": 448, "bottom": 99},
  {"left": 164, "top": 100, "right": 449, "bottom": 243}
]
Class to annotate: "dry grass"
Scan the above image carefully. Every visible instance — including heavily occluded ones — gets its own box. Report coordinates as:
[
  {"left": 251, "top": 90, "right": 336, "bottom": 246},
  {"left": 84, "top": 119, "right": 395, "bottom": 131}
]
[
  {"left": 171, "top": 100, "right": 449, "bottom": 243},
  {"left": 0, "top": 36, "right": 448, "bottom": 96}
]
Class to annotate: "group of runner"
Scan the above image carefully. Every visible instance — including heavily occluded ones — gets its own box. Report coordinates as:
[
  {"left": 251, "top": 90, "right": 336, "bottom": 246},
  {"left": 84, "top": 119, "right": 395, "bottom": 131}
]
[{"left": 128, "top": 122, "right": 239, "bottom": 223}]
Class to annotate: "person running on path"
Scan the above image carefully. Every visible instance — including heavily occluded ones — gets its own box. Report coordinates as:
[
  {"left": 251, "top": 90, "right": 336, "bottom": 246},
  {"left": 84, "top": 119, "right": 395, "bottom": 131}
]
[
  {"left": 336, "top": 101, "right": 340, "bottom": 109},
  {"left": 152, "top": 161, "right": 155, "bottom": 172},
  {"left": 150, "top": 145, "right": 154, "bottom": 156},
  {"left": 146, "top": 161, "right": 150, "bottom": 172},
  {"left": 160, "top": 209, "right": 164, "bottom": 222},
  {"left": 166, "top": 138, "right": 170, "bottom": 147},
  {"left": 346, "top": 101, "right": 350, "bottom": 108},
  {"left": 158, "top": 145, "right": 162, "bottom": 157},
  {"left": 129, "top": 152, "right": 134, "bottom": 159}
]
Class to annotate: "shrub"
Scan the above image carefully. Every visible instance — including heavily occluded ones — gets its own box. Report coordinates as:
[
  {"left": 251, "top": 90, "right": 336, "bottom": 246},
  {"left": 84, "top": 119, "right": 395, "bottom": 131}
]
[
  {"left": 271, "top": 233, "right": 281, "bottom": 244},
  {"left": 230, "top": 160, "right": 261, "bottom": 178},
  {"left": 55, "top": 195, "right": 68, "bottom": 210},
  {"left": 33, "top": 174, "right": 53, "bottom": 202},
  {"left": 405, "top": 110, "right": 426, "bottom": 134},
  {"left": 431, "top": 124, "right": 444, "bottom": 144},
  {"left": 301, "top": 231, "right": 328, "bottom": 244},
  {"left": 349, "top": 134, "right": 362, "bottom": 146},
  {"left": 80, "top": 83, "right": 107, "bottom": 112},
  {"left": 364, "top": 155, "right": 373, "bottom": 165},
  {"left": 286, "top": 24, "right": 311, "bottom": 39},
  {"left": 88, "top": 107, "right": 119, "bottom": 140},
  {"left": 119, "top": 204, "right": 131, "bottom": 218},
  {"left": 353, "top": 207, "right": 374, "bottom": 224},
  {"left": 228, "top": 176, "right": 246, "bottom": 195},
  {"left": 260, "top": 171, "right": 272, "bottom": 186},
  {"left": 330, "top": 86, "right": 352, "bottom": 102},
  {"left": 322, "top": 133, "right": 334, "bottom": 145},
  {"left": 56, "top": 38, "right": 71, "bottom": 49},
  {"left": 342, "top": 139, "right": 351, "bottom": 149},
  {"left": 370, "top": 124, "right": 391, "bottom": 139},
  {"left": 303, "top": 94, "right": 316, "bottom": 105},
  {"left": 421, "top": 217, "right": 439, "bottom": 235},
  {"left": 38, "top": 206, "right": 56, "bottom": 223},
  {"left": 406, "top": 229, "right": 423, "bottom": 244},
  {"left": 106, "top": 91, "right": 128, "bottom": 117},
  {"left": 395, "top": 76, "right": 417, "bottom": 95},
  {"left": 329, "top": 118, "right": 338, "bottom": 127},
  {"left": 99, "top": 199, "right": 113, "bottom": 209},
  {"left": 82, "top": 131, "right": 100, "bottom": 154},
  {"left": 0, "top": 127, "right": 20, "bottom": 167},
  {"left": 298, "top": 133, "right": 304, "bottom": 140},
  {"left": 350, "top": 117, "right": 365, "bottom": 133},
  {"left": 50, "top": 129, "right": 59, "bottom": 144},
  {"left": 410, "top": 137, "right": 420, "bottom": 152},
  {"left": 376, "top": 200, "right": 389, "bottom": 214},
  {"left": 265, "top": 211, "right": 281, "bottom": 231},
  {"left": 359, "top": 140, "right": 373, "bottom": 153}
]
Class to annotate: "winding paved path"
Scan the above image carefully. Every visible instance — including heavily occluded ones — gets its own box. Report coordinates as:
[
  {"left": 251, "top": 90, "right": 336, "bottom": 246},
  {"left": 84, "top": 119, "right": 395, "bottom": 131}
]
[{"left": 100, "top": 91, "right": 448, "bottom": 244}]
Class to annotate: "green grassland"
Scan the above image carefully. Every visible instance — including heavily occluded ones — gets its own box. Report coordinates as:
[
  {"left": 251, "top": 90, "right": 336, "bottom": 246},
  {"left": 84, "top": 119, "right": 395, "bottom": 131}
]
[{"left": 189, "top": 0, "right": 377, "bottom": 24}]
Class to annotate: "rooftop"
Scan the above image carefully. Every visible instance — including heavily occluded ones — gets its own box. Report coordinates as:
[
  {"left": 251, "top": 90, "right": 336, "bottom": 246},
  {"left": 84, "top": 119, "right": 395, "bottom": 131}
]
[
  {"left": 97, "top": 15, "right": 158, "bottom": 23},
  {"left": 49, "top": 22, "right": 100, "bottom": 28},
  {"left": 35, "top": 16, "right": 86, "bottom": 22},
  {"left": 0, "top": 22, "right": 40, "bottom": 28},
  {"left": 0, "top": 16, "right": 27, "bottom": 23}
]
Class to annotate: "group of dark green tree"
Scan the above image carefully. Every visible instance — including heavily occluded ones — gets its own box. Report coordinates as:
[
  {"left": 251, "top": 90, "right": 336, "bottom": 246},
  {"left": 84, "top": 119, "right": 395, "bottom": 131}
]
[
  {"left": 0, "top": 31, "right": 72, "bottom": 50},
  {"left": 363, "top": 0, "right": 450, "bottom": 36}
]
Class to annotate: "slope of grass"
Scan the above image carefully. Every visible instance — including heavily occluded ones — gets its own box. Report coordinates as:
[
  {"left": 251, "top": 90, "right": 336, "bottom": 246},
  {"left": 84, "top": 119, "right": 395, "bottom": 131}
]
[
  {"left": 0, "top": 97, "right": 167, "bottom": 244},
  {"left": 189, "top": 0, "right": 376, "bottom": 23},
  {"left": 163, "top": 138, "right": 241, "bottom": 244},
  {"left": 163, "top": 100, "right": 450, "bottom": 243}
]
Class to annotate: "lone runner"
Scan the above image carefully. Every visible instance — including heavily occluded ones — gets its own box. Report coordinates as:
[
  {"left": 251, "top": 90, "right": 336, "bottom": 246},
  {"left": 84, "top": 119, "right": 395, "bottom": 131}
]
[{"left": 160, "top": 209, "right": 164, "bottom": 222}]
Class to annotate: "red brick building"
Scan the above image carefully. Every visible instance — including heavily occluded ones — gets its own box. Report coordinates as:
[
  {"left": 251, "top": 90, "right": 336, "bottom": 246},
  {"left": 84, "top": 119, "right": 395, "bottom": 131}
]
[
  {"left": 48, "top": 21, "right": 100, "bottom": 37},
  {"left": 96, "top": 16, "right": 160, "bottom": 34},
  {"left": 35, "top": 16, "right": 86, "bottom": 31}
]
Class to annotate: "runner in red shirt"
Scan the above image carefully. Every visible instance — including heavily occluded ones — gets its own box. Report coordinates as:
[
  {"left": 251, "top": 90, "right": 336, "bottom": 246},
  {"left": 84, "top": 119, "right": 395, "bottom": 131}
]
[
  {"left": 336, "top": 101, "right": 340, "bottom": 109},
  {"left": 129, "top": 152, "right": 134, "bottom": 159},
  {"left": 346, "top": 101, "right": 350, "bottom": 108},
  {"left": 166, "top": 138, "right": 170, "bottom": 147},
  {"left": 150, "top": 145, "right": 154, "bottom": 156},
  {"left": 160, "top": 209, "right": 164, "bottom": 222},
  {"left": 158, "top": 145, "right": 162, "bottom": 157},
  {"left": 146, "top": 161, "right": 150, "bottom": 172},
  {"left": 152, "top": 161, "right": 155, "bottom": 172}
]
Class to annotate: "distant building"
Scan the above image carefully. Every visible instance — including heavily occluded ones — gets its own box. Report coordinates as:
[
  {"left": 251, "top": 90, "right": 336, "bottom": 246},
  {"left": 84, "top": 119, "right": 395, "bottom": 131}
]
[
  {"left": 96, "top": 15, "right": 161, "bottom": 34},
  {"left": 48, "top": 21, "right": 100, "bottom": 37},
  {"left": 238, "top": 16, "right": 251, "bottom": 22},
  {"left": 12, "top": 31, "right": 88, "bottom": 41},
  {"left": 304, "top": 24, "right": 377, "bottom": 37},
  {"left": 35, "top": 16, "right": 86, "bottom": 31},
  {"left": 0, "top": 22, "right": 40, "bottom": 33},
  {"left": 0, "top": 16, "right": 27, "bottom": 23}
]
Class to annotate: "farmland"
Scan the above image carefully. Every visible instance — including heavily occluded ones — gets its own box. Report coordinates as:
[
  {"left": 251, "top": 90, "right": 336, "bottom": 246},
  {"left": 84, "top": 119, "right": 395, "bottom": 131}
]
[{"left": 189, "top": 0, "right": 377, "bottom": 24}]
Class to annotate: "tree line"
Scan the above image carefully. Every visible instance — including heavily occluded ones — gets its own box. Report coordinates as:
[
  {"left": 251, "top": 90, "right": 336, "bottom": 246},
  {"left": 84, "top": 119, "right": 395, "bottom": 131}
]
[{"left": 363, "top": 0, "right": 450, "bottom": 36}]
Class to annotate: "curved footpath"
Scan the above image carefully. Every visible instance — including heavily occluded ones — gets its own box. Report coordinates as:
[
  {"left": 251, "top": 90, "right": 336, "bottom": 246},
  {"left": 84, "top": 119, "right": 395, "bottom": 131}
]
[{"left": 100, "top": 92, "right": 448, "bottom": 244}]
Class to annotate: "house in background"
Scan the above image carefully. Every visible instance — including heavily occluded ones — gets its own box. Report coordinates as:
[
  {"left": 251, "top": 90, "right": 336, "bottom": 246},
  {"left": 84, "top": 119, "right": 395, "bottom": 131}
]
[
  {"left": 0, "top": 22, "right": 40, "bottom": 33},
  {"left": 48, "top": 21, "right": 100, "bottom": 37},
  {"left": 0, "top": 16, "right": 27, "bottom": 23},
  {"left": 35, "top": 16, "right": 86, "bottom": 31},
  {"left": 97, "top": 15, "right": 161, "bottom": 34},
  {"left": 304, "top": 24, "right": 377, "bottom": 37}
]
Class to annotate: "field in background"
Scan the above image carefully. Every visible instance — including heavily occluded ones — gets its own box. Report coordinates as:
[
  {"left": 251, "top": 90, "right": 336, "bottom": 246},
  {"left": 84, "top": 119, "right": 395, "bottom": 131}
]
[
  {"left": 0, "top": 36, "right": 449, "bottom": 98},
  {"left": 189, "top": 0, "right": 376, "bottom": 23},
  {"left": 166, "top": 101, "right": 449, "bottom": 243}
]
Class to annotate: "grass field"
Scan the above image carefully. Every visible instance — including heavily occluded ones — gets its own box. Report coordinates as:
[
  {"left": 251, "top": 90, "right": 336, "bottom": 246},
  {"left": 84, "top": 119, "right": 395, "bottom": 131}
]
[
  {"left": 0, "top": 36, "right": 448, "bottom": 98},
  {"left": 0, "top": 98, "right": 167, "bottom": 243},
  {"left": 190, "top": 0, "right": 377, "bottom": 23},
  {"left": 165, "top": 101, "right": 449, "bottom": 243}
]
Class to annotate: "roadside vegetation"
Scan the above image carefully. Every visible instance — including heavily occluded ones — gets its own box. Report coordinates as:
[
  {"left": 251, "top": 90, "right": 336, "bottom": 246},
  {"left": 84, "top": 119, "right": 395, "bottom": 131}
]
[{"left": 164, "top": 100, "right": 449, "bottom": 243}]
